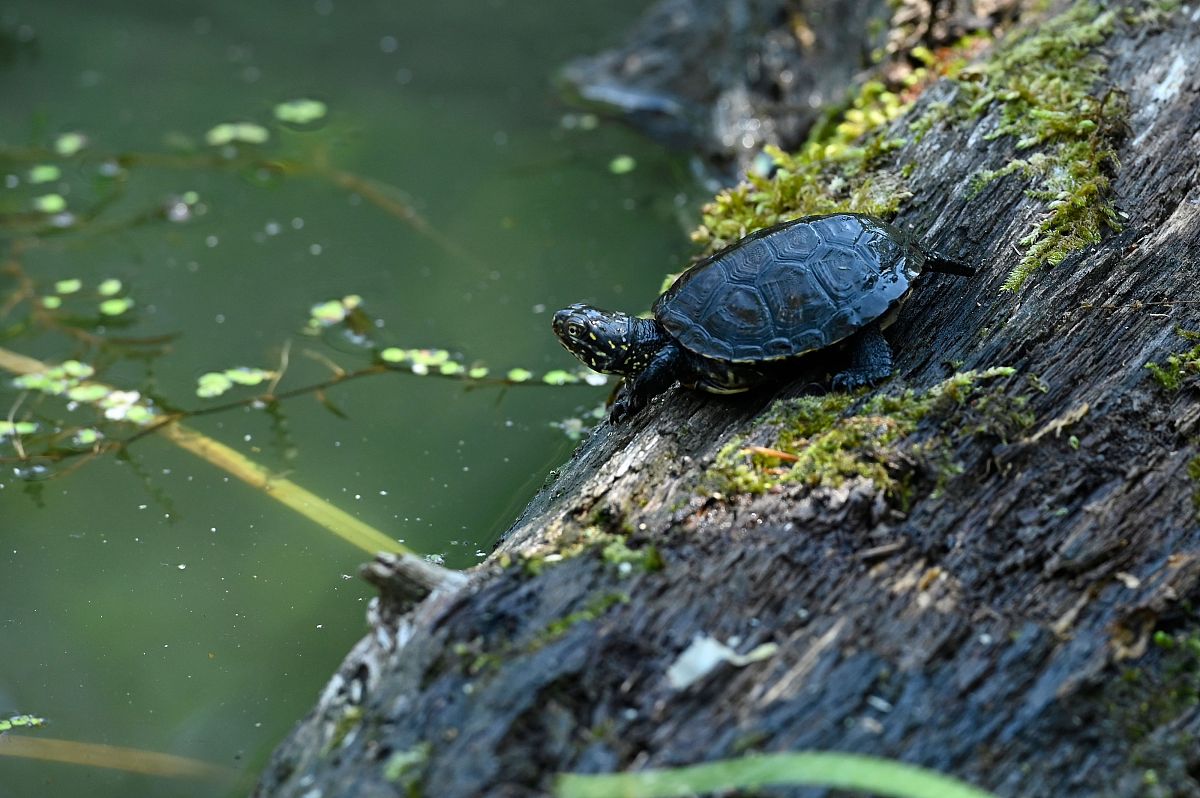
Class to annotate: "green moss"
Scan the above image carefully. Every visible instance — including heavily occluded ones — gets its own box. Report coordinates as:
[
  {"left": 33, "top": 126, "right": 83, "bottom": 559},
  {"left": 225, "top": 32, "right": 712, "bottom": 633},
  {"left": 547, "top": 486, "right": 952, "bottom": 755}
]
[
  {"left": 518, "top": 522, "right": 663, "bottom": 576},
  {"left": 692, "top": 79, "right": 915, "bottom": 252},
  {"left": 534, "top": 592, "right": 629, "bottom": 649},
  {"left": 450, "top": 638, "right": 503, "bottom": 675},
  {"left": 1145, "top": 328, "right": 1200, "bottom": 392},
  {"left": 704, "top": 367, "right": 1021, "bottom": 501},
  {"left": 1188, "top": 455, "right": 1200, "bottom": 516},
  {"left": 1105, "top": 625, "right": 1200, "bottom": 796},
  {"left": 601, "top": 538, "right": 664, "bottom": 572},
  {"left": 382, "top": 742, "right": 431, "bottom": 797},
  {"left": 948, "top": 2, "right": 1127, "bottom": 290},
  {"left": 697, "top": 1, "right": 1131, "bottom": 292},
  {"left": 322, "top": 705, "right": 364, "bottom": 754}
]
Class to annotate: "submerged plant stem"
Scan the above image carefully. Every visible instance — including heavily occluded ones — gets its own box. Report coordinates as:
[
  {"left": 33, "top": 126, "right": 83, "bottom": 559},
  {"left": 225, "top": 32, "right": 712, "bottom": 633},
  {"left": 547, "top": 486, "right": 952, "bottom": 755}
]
[
  {"left": 0, "top": 346, "right": 406, "bottom": 556},
  {"left": 555, "top": 752, "right": 998, "bottom": 798},
  {"left": 0, "top": 734, "right": 236, "bottom": 782}
]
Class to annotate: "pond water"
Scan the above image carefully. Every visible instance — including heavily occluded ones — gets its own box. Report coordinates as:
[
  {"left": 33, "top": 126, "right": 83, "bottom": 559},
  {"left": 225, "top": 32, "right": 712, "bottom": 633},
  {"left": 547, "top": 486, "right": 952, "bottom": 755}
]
[{"left": 0, "top": 1, "right": 698, "bottom": 794}]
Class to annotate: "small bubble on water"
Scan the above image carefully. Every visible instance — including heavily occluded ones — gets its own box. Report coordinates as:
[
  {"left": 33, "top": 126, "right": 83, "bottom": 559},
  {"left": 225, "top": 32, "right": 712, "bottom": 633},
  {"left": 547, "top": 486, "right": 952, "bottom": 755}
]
[
  {"left": 13, "top": 464, "right": 51, "bottom": 481},
  {"left": 166, "top": 201, "right": 192, "bottom": 223},
  {"left": 380, "top": 35, "right": 398, "bottom": 53},
  {"left": 205, "top": 235, "right": 219, "bottom": 248}
]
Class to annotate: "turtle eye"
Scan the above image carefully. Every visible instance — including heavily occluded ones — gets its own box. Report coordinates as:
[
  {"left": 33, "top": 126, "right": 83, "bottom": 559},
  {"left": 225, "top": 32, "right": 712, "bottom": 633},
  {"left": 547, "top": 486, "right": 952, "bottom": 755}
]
[{"left": 567, "top": 323, "right": 582, "bottom": 338}]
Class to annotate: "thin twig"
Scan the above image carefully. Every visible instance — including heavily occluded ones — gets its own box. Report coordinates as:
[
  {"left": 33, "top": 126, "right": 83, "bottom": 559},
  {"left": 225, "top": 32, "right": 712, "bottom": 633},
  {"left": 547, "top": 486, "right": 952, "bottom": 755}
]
[{"left": 6, "top": 391, "right": 28, "bottom": 460}]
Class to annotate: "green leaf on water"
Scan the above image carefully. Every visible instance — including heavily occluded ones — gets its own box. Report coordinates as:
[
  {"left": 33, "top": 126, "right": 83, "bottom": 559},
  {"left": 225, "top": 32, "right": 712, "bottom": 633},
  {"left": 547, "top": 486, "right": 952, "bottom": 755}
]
[
  {"left": 205, "top": 122, "right": 270, "bottom": 146},
  {"left": 197, "top": 372, "right": 234, "bottom": 398},
  {"left": 28, "top": 164, "right": 61, "bottom": 184},
  {"left": 33, "top": 194, "right": 66, "bottom": 213},
  {"left": 123, "top": 405, "right": 155, "bottom": 425},
  {"left": 0, "top": 714, "right": 47, "bottom": 732},
  {"left": 54, "top": 278, "right": 83, "bottom": 295},
  {"left": 72, "top": 428, "right": 102, "bottom": 446},
  {"left": 61, "top": 360, "right": 94, "bottom": 379},
  {"left": 411, "top": 349, "right": 450, "bottom": 367},
  {"left": 66, "top": 384, "right": 111, "bottom": 403},
  {"left": 542, "top": 369, "right": 578, "bottom": 385},
  {"left": 98, "top": 297, "right": 134, "bottom": 316},
  {"left": 0, "top": 421, "right": 39, "bottom": 437},
  {"left": 225, "top": 367, "right": 273, "bottom": 386},
  {"left": 609, "top": 155, "right": 637, "bottom": 174},
  {"left": 274, "top": 98, "right": 328, "bottom": 125},
  {"left": 97, "top": 278, "right": 123, "bottom": 296},
  {"left": 54, "top": 132, "right": 87, "bottom": 156},
  {"left": 506, "top": 368, "right": 533, "bottom": 382}
]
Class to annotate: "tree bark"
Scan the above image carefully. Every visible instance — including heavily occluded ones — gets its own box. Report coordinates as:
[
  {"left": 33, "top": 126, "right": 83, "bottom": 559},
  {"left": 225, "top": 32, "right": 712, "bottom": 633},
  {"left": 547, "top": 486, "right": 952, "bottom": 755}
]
[{"left": 255, "top": 3, "right": 1200, "bottom": 796}]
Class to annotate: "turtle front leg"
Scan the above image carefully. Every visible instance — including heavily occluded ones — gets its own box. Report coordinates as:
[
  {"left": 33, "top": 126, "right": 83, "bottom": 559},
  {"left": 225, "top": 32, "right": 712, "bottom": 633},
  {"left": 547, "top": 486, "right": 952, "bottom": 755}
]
[
  {"left": 611, "top": 342, "right": 683, "bottom": 423},
  {"left": 831, "top": 324, "right": 894, "bottom": 391}
]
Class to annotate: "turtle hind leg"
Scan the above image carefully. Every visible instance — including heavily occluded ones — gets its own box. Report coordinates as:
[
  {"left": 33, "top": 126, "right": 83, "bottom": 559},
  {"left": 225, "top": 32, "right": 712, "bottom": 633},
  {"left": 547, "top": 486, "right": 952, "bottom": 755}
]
[{"left": 831, "top": 325, "right": 894, "bottom": 391}]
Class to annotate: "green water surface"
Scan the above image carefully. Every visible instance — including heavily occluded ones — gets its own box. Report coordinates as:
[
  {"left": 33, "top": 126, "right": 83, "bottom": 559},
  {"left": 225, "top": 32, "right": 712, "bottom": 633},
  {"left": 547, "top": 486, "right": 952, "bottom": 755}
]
[{"left": 0, "top": 1, "right": 697, "bottom": 794}]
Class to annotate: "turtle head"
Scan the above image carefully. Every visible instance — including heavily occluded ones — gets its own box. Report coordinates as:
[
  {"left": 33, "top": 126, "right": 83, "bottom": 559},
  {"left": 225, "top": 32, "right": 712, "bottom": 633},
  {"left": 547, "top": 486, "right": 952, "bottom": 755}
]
[{"left": 552, "top": 303, "right": 657, "bottom": 375}]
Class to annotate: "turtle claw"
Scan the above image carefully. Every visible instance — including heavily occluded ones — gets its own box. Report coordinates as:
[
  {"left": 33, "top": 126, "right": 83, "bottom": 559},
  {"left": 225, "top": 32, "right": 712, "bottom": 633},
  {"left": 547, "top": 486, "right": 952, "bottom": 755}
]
[
  {"left": 609, "top": 393, "right": 638, "bottom": 424},
  {"left": 832, "top": 324, "right": 893, "bottom": 392},
  {"left": 831, "top": 369, "right": 889, "bottom": 392}
]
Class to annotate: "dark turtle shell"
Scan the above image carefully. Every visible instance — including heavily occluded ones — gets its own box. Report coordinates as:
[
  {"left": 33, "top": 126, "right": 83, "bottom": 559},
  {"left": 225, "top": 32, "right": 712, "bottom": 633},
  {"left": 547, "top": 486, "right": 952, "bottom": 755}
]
[{"left": 653, "top": 213, "right": 924, "bottom": 363}]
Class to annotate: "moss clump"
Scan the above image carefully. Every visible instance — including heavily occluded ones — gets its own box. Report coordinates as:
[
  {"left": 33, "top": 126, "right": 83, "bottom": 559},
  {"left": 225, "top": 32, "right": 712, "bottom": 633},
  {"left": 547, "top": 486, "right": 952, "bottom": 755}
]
[
  {"left": 1145, "top": 328, "right": 1200, "bottom": 392},
  {"left": 950, "top": 2, "right": 1126, "bottom": 290},
  {"left": 601, "top": 537, "right": 664, "bottom": 572},
  {"left": 450, "top": 638, "right": 504, "bottom": 675},
  {"left": 517, "top": 523, "right": 662, "bottom": 576},
  {"left": 692, "top": 79, "right": 916, "bottom": 252},
  {"left": 705, "top": 367, "right": 1021, "bottom": 501},
  {"left": 322, "top": 705, "right": 364, "bottom": 754},
  {"left": 696, "top": 1, "right": 1131, "bottom": 292},
  {"left": 534, "top": 592, "right": 629, "bottom": 649},
  {"left": 382, "top": 742, "right": 431, "bottom": 794},
  {"left": 1188, "top": 455, "right": 1200, "bottom": 516},
  {"left": 1105, "top": 626, "right": 1200, "bottom": 796}
]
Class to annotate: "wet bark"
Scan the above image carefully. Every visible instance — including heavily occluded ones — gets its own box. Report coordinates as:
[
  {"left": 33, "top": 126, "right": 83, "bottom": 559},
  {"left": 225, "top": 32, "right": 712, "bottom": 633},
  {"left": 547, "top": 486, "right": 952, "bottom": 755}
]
[
  {"left": 256, "top": 4, "right": 1200, "bottom": 797},
  {"left": 557, "top": 0, "right": 1019, "bottom": 176}
]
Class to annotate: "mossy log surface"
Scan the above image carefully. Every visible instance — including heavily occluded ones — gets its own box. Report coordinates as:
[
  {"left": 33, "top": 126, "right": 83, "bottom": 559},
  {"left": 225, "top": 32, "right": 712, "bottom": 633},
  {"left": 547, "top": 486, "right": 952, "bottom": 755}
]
[{"left": 256, "top": 5, "right": 1200, "bottom": 797}]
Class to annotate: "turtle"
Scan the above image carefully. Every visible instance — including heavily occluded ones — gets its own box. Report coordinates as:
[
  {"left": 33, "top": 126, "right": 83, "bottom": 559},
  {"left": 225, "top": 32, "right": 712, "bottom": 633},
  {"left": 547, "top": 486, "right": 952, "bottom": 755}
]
[{"left": 552, "top": 212, "right": 975, "bottom": 422}]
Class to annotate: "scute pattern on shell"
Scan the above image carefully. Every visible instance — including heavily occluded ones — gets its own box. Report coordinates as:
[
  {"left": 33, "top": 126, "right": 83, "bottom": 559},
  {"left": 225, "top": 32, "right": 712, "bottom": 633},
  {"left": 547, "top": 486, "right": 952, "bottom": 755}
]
[{"left": 653, "top": 214, "right": 920, "bottom": 363}]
